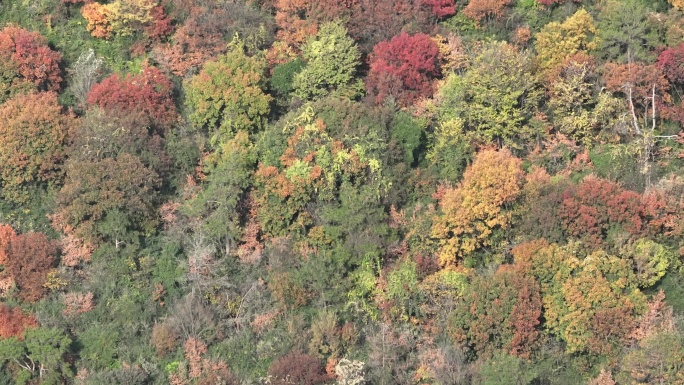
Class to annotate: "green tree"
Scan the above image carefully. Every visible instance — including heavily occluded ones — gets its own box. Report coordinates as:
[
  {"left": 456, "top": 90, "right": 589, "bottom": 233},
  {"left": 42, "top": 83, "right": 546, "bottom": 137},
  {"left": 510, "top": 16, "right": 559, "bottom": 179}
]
[
  {"left": 0, "top": 327, "right": 73, "bottom": 385},
  {"left": 436, "top": 42, "right": 542, "bottom": 150},
  {"left": 186, "top": 131, "right": 256, "bottom": 251},
  {"left": 598, "top": 0, "right": 664, "bottom": 63},
  {"left": 185, "top": 40, "right": 271, "bottom": 145},
  {"left": 476, "top": 352, "right": 536, "bottom": 385},
  {"left": 292, "top": 21, "right": 363, "bottom": 100}
]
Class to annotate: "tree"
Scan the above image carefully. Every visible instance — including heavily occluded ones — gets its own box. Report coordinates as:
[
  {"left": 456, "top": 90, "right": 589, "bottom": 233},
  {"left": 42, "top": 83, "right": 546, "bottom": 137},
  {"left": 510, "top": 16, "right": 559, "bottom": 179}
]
[
  {"left": 421, "top": 0, "right": 456, "bottom": 19},
  {"left": 534, "top": 9, "right": 599, "bottom": 75},
  {"left": 3, "top": 232, "right": 57, "bottom": 303},
  {"left": 347, "top": 0, "right": 430, "bottom": 53},
  {"left": 0, "top": 92, "right": 75, "bottom": 205},
  {"left": 547, "top": 56, "right": 622, "bottom": 145},
  {"left": 603, "top": 62, "right": 670, "bottom": 129},
  {"left": 450, "top": 264, "right": 542, "bottom": 359},
  {"left": 56, "top": 153, "right": 161, "bottom": 245},
  {"left": 0, "top": 25, "right": 63, "bottom": 103},
  {"left": 557, "top": 176, "right": 645, "bottom": 248},
  {"left": 186, "top": 131, "right": 256, "bottom": 254},
  {"left": 432, "top": 148, "right": 524, "bottom": 266},
  {"left": 274, "top": 0, "right": 321, "bottom": 48},
  {"left": 292, "top": 22, "right": 363, "bottom": 100},
  {"left": 513, "top": 242, "right": 650, "bottom": 354},
  {"left": 462, "top": 0, "right": 512, "bottom": 26},
  {"left": 185, "top": 41, "right": 271, "bottom": 145},
  {"left": 81, "top": 0, "right": 157, "bottom": 39},
  {"left": 366, "top": 32, "right": 441, "bottom": 107},
  {"left": 597, "top": 0, "right": 663, "bottom": 63},
  {"left": 87, "top": 65, "right": 177, "bottom": 130},
  {"left": 0, "top": 304, "right": 37, "bottom": 339},
  {"left": 435, "top": 42, "right": 542, "bottom": 149},
  {"left": 267, "top": 351, "right": 328, "bottom": 385},
  {"left": 68, "top": 108, "right": 170, "bottom": 177},
  {"left": 0, "top": 327, "right": 73, "bottom": 385},
  {"left": 152, "top": 2, "right": 275, "bottom": 76}
]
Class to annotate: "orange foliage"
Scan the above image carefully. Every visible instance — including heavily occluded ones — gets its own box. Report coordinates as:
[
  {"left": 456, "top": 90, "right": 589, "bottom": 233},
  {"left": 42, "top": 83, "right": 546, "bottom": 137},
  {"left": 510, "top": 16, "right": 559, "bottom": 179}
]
[
  {"left": 432, "top": 148, "right": 524, "bottom": 265},
  {"left": 0, "top": 92, "right": 75, "bottom": 204},
  {"left": 0, "top": 224, "right": 16, "bottom": 266},
  {"left": 275, "top": 0, "right": 319, "bottom": 48},
  {"left": 82, "top": 3, "right": 113, "bottom": 39},
  {"left": 0, "top": 304, "right": 37, "bottom": 339},
  {"left": 463, "top": 0, "right": 512, "bottom": 25}
]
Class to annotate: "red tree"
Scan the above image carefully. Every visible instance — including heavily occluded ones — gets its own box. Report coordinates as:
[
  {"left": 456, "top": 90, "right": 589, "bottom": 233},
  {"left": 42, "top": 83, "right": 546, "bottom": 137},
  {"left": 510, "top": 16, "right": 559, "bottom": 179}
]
[
  {"left": 421, "top": 0, "right": 456, "bottom": 18},
  {"left": 450, "top": 264, "right": 542, "bottom": 359},
  {"left": 87, "top": 65, "right": 177, "bottom": 129},
  {"left": 347, "top": 0, "right": 430, "bottom": 53},
  {"left": 366, "top": 32, "right": 441, "bottom": 106},
  {"left": 656, "top": 43, "right": 684, "bottom": 85},
  {"left": 558, "top": 176, "right": 644, "bottom": 247},
  {"left": 0, "top": 24, "right": 63, "bottom": 101},
  {"left": 0, "top": 304, "right": 37, "bottom": 339},
  {"left": 604, "top": 62, "right": 670, "bottom": 125},
  {"left": 2, "top": 231, "right": 57, "bottom": 303}
]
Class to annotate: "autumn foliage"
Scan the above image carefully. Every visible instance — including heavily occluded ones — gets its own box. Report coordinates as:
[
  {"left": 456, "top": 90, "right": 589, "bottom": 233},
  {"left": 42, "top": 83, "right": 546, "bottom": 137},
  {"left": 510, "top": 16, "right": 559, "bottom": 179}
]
[
  {"left": 0, "top": 92, "right": 76, "bottom": 204},
  {"left": 0, "top": 25, "right": 63, "bottom": 102},
  {"left": 450, "top": 264, "right": 542, "bottom": 359},
  {"left": 87, "top": 65, "right": 177, "bottom": 129},
  {"left": 557, "top": 176, "right": 644, "bottom": 247},
  {"left": 0, "top": 228, "right": 57, "bottom": 303},
  {"left": 462, "top": 0, "right": 512, "bottom": 25},
  {"left": 267, "top": 351, "right": 329, "bottom": 385},
  {"left": 366, "top": 32, "right": 441, "bottom": 106},
  {"left": 0, "top": 304, "right": 37, "bottom": 339},
  {"left": 432, "top": 148, "right": 524, "bottom": 265}
]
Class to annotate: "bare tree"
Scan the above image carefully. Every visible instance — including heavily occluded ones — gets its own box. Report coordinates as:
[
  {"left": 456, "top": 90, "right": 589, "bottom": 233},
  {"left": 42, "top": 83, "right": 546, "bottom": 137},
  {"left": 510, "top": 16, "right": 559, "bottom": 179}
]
[{"left": 68, "top": 49, "right": 104, "bottom": 111}]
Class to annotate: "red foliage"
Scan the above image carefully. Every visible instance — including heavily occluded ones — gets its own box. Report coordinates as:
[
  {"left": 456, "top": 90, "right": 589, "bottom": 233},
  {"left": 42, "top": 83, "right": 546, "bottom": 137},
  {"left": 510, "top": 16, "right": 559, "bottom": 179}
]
[
  {"left": 558, "top": 176, "right": 643, "bottom": 247},
  {"left": 421, "top": 0, "right": 456, "bottom": 18},
  {"left": 604, "top": 62, "right": 670, "bottom": 121},
  {"left": 145, "top": 5, "right": 174, "bottom": 40},
  {"left": 0, "top": 304, "right": 38, "bottom": 339},
  {"left": 2, "top": 231, "right": 57, "bottom": 302},
  {"left": 656, "top": 43, "right": 684, "bottom": 85},
  {"left": 267, "top": 351, "right": 329, "bottom": 385},
  {"left": 347, "top": 0, "right": 430, "bottom": 53},
  {"left": 451, "top": 264, "right": 542, "bottom": 358},
  {"left": 366, "top": 32, "right": 441, "bottom": 107},
  {"left": 87, "top": 65, "right": 177, "bottom": 129},
  {"left": 0, "top": 24, "right": 63, "bottom": 95}
]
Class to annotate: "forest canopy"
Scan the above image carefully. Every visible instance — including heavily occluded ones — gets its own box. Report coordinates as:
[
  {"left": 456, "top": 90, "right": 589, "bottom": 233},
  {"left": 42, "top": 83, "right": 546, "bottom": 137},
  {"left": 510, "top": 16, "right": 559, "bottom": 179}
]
[{"left": 1, "top": 0, "right": 684, "bottom": 384}]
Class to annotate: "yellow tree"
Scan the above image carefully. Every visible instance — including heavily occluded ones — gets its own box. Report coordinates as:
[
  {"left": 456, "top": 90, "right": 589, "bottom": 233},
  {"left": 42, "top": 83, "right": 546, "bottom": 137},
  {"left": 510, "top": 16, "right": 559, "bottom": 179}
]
[
  {"left": 534, "top": 9, "right": 599, "bottom": 76},
  {"left": 432, "top": 148, "right": 524, "bottom": 266},
  {"left": 82, "top": 0, "right": 157, "bottom": 39}
]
